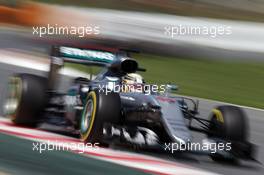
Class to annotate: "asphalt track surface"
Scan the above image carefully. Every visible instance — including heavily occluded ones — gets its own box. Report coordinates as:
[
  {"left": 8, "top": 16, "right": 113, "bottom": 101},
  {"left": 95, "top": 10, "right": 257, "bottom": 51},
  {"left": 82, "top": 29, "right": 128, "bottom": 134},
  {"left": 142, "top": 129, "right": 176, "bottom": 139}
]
[
  {"left": 0, "top": 29, "right": 264, "bottom": 175},
  {"left": 0, "top": 133, "right": 150, "bottom": 175}
]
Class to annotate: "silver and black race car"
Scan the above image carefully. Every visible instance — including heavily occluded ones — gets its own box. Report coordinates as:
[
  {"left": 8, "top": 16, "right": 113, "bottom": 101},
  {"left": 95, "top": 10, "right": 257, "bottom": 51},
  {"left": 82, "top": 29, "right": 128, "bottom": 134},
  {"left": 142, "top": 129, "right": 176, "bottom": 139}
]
[{"left": 4, "top": 45, "right": 256, "bottom": 162}]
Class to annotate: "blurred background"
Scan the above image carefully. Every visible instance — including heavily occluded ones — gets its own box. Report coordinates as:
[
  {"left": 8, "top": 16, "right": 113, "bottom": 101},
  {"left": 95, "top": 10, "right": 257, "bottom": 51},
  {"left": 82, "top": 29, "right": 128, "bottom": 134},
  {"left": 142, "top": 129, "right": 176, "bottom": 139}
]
[
  {"left": 0, "top": 1, "right": 264, "bottom": 175},
  {"left": 0, "top": 0, "right": 264, "bottom": 108}
]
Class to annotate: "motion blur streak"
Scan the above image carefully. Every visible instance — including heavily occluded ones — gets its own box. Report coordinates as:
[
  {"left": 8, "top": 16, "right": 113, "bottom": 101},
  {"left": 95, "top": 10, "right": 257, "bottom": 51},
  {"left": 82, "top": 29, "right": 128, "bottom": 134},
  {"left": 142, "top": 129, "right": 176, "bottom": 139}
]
[
  {"left": 0, "top": 1, "right": 263, "bottom": 175},
  {"left": 0, "top": 1, "right": 264, "bottom": 59},
  {"left": 0, "top": 118, "right": 215, "bottom": 175}
]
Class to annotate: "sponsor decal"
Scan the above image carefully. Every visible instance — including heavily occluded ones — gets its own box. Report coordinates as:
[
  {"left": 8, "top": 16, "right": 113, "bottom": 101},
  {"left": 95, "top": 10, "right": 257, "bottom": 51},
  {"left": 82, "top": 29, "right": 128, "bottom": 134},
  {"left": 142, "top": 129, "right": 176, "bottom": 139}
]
[
  {"left": 60, "top": 47, "right": 115, "bottom": 63},
  {"left": 156, "top": 96, "right": 176, "bottom": 103}
]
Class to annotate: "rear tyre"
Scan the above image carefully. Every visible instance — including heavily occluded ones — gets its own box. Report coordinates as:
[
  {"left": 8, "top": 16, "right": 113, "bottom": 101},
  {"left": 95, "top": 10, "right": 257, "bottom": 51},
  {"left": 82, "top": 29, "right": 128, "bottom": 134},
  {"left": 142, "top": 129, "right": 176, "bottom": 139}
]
[
  {"left": 4, "top": 74, "right": 47, "bottom": 126},
  {"left": 80, "top": 89, "right": 121, "bottom": 145},
  {"left": 208, "top": 105, "right": 248, "bottom": 162}
]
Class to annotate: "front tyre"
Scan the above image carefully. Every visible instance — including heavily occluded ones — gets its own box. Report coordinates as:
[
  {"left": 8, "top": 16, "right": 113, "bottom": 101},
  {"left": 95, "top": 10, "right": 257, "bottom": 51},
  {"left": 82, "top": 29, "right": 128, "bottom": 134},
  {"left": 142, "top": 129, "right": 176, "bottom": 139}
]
[
  {"left": 80, "top": 90, "right": 121, "bottom": 145},
  {"left": 208, "top": 105, "right": 249, "bottom": 162},
  {"left": 4, "top": 74, "right": 47, "bottom": 126}
]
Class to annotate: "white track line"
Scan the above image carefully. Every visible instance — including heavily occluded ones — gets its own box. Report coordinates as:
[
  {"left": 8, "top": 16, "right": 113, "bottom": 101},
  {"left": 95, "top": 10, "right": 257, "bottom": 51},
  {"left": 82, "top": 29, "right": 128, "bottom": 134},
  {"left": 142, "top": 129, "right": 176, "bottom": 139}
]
[
  {"left": 176, "top": 94, "right": 264, "bottom": 112},
  {"left": 0, "top": 118, "right": 216, "bottom": 175},
  {"left": 0, "top": 50, "right": 90, "bottom": 79},
  {"left": 200, "top": 98, "right": 264, "bottom": 112}
]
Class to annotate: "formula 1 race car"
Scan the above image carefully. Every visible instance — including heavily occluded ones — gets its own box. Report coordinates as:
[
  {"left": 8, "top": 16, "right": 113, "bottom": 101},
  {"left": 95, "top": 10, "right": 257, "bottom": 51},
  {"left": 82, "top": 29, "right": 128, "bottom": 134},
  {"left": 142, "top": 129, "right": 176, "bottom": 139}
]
[{"left": 3, "top": 45, "right": 256, "bottom": 162}]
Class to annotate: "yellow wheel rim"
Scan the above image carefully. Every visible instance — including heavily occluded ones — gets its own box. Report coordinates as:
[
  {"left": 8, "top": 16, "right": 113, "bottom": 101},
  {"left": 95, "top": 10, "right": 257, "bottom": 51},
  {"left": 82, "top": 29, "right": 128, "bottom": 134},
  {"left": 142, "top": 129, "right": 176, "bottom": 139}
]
[{"left": 80, "top": 91, "right": 97, "bottom": 141}]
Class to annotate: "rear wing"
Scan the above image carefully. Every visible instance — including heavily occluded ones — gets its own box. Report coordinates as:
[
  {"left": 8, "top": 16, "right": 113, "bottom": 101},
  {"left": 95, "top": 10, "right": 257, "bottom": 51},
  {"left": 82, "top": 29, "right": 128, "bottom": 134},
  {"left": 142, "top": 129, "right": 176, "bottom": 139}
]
[
  {"left": 48, "top": 46, "right": 118, "bottom": 90},
  {"left": 51, "top": 46, "right": 118, "bottom": 66},
  {"left": 48, "top": 46, "right": 144, "bottom": 91}
]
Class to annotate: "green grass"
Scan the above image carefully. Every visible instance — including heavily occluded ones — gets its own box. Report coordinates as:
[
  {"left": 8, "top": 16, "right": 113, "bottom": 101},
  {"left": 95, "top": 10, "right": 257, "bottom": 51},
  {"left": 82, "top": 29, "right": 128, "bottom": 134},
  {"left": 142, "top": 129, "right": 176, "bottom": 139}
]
[
  {"left": 137, "top": 54, "right": 264, "bottom": 109},
  {"left": 67, "top": 54, "right": 264, "bottom": 109}
]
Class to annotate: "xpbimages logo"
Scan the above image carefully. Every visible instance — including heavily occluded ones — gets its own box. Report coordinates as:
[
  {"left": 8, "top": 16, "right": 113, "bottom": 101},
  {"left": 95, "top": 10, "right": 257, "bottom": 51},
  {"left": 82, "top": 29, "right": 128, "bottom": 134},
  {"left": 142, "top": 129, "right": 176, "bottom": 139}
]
[
  {"left": 98, "top": 82, "right": 166, "bottom": 95},
  {"left": 32, "top": 24, "right": 100, "bottom": 37},
  {"left": 32, "top": 140, "right": 100, "bottom": 153},
  {"left": 164, "top": 25, "right": 232, "bottom": 38},
  {"left": 164, "top": 140, "right": 232, "bottom": 154}
]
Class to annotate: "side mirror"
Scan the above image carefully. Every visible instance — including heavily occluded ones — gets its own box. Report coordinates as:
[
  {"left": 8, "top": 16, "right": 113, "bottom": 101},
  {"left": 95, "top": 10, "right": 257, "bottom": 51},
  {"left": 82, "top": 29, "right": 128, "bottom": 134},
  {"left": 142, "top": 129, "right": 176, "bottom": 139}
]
[{"left": 166, "top": 84, "right": 178, "bottom": 91}]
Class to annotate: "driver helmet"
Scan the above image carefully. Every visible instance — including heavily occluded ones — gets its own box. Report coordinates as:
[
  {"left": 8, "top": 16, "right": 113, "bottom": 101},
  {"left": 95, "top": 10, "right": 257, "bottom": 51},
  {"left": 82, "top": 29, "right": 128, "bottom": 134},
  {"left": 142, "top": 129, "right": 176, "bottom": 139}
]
[
  {"left": 122, "top": 73, "right": 144, "bottom": 92},
  {"left": 122, "top": 73, "right": 144, "bottom": 84}
]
